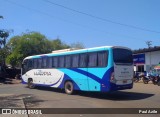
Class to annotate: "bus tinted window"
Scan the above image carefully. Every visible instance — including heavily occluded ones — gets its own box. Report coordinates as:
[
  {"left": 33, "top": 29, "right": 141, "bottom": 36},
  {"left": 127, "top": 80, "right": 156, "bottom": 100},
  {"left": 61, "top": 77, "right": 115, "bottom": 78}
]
[
  {"left": 113, "top": 48, "right": 133, "bottom": 64},
  {"left": 33, "top": 59, "right": 38, "bottom": 68},
  {"left": 65, "top": 55, "right": 71, "bottom": 68},
  {"left": 37, "top": 58, "right": 42, "bottom": 68},
  {"left": 88, "top": 52, "right": 97, "bottom": 67},
  {"left": 53, "top": 57, "right": 58, "bottom": 68},
  {"left": 47, "top": 57, "right": 53, "bottom": 68},
  {"left": 72, "top": 54, "right": 79, "bottom": 68},
  {"left": 42, "top": 57, "right": 47, "bottom": 68},
  {"left": 79, "top": 54, "right": 87, "bottom": 67},
  {"left": 98, "top": 51, "right": 108, "bottom": 67},
  {"left": 59, "top": 56, "right": 65, "bottom": 68}
]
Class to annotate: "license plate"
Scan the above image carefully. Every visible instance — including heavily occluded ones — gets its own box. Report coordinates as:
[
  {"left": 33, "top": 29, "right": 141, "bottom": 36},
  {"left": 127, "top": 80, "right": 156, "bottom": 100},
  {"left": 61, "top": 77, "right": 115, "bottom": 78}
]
[{"left": 123, "top": 80, "right": 127, "bottom": 83}]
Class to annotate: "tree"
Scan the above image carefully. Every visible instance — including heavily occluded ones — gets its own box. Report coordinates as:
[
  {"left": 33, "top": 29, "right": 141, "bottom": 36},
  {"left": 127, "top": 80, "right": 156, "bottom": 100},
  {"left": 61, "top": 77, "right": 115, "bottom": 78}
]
[
  {"left": 70, "top": 42, "right": 85, "bottom": 49},
  {"left": 6, "top": 32, "right": 70, "bottom": 67},
  {"left": 0, "top": 30, "right": 9, "bottom": 48},
  {"left": 0, "top": 30, "right": 10, "bottom": 65},
  {"left": 51, "top": 39, "right": 70, "bottom": 50}
]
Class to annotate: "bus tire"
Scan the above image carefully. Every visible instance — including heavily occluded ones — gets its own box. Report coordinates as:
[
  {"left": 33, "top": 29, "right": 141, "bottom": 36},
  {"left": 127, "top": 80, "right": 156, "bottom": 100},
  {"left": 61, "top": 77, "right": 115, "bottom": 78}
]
[
  {"left": 64, "top": 81, "right": 74, "bottom": 95},
  {"left": 28, "top": 78, "right": 35, "bottom": 89}
]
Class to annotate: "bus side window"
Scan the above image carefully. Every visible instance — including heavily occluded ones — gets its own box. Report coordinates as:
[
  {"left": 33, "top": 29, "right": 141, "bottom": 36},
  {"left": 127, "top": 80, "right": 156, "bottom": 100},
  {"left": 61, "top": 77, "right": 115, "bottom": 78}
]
[
  {"left": 47, "top": 57, "right": 53, "bottom": 68},
  {"left": 42, "top": 57, "right": 47, "bottom": 68},
  {"left": 72, "top": 54, "right": 79, "bottom": 68},
  {"left": 53, "top": 57, "right": 58, "bottom": 68},
  {"left": 98, "top": 51, "right": 108, "bottom": 67},
  {"left": 33, "top": 59, "right": 38, "bottom": 69},
  {"left": 79, "top": 53, "right": 87, "bottom": 68},
  {"left": 59, "top": 56, "right": 65, "bottom": 68},
  {"left": 65, "top": 55, "right": 71, "bottom": 68},
  {"left": 88, "top": 52, "right": 98, "bottom": 67},
  {"left": 37, "top": 58, "right": 42, "bottom": 69}
]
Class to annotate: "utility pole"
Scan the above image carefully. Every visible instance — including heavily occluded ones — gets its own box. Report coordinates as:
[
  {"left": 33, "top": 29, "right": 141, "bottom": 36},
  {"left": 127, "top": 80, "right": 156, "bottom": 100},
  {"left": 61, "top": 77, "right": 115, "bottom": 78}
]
[{"left": 146, "top": 41, "right": 152, "bottom": 70}]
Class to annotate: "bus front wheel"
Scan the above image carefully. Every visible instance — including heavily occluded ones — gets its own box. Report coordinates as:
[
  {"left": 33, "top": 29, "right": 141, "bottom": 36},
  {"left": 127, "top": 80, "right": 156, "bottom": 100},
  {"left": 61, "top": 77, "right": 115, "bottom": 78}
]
[
  {"left": 28, "top": 79, "right": 35, "bottom": 89},
  {"left": 64, "top": 81, "right": 74, "bottom": 95}
]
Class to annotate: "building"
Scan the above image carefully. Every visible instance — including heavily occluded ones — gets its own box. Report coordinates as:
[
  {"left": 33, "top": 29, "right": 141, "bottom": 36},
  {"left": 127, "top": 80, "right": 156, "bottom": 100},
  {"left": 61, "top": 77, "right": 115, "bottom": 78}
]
[{"left": 133, "top": 46, "right": 160, "bottom": 73}]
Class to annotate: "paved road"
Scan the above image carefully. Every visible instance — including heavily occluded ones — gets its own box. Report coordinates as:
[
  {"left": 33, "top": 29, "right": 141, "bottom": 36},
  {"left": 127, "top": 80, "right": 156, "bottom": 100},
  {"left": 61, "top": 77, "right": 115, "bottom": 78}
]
[{"left": 0, "top": 82, "right": 159, "bottom": 117}]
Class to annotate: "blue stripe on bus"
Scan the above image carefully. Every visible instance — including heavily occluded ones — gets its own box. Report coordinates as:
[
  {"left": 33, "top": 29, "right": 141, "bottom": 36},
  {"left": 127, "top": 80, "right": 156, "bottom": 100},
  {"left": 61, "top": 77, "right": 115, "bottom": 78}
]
[
  {"left": 22, "top": 67, "right": 114, "bottom": 91},
  {"left": 101, "top": 67, "right": 114, "bottom": 92},
  {"left": 68, "top": 68, "right": 102, "bottom": 83},
  {"left": 58, "top": 74, "right": 80, "bottom": 90},
  {"left": 102, "top": 67, "right": 114, "bottom": 79},
  {"left": 68, "top": 67, "right": 114, "bottom": 92},
  {"left": 21, "top": 79, "right": 27, "bottom": 84}
]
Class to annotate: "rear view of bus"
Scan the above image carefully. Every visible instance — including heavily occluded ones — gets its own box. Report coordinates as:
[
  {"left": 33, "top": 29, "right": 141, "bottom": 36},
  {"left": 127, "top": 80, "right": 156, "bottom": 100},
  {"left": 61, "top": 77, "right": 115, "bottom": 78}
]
[{"left": 110, "top": 47, "right": 133, "bottom": 91}]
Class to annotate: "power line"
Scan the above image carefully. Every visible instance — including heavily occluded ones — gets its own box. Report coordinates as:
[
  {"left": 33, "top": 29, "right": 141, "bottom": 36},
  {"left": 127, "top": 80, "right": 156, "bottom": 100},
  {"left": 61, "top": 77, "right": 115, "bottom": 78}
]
[
  {"left": 4, "top": 0, "right": 139, "bottom": 40},
  {"left": 44, "top": 0, "right": 160, "bottom": 34}
]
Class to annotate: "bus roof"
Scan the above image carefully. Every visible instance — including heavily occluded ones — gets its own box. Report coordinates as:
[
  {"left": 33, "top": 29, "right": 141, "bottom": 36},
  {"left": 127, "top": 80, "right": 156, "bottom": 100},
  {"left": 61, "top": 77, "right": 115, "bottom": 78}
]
[{"left": 24, "top": 46, "right": 131, "bottom": 60}]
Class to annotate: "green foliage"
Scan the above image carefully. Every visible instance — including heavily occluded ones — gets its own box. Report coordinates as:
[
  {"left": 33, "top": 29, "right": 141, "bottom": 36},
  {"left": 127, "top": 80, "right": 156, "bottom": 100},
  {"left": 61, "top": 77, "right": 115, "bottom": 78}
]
[
  {"left": 51, "top": 39, "right": 70, "bottom": 50},
  {"left": 0, "top": 30, "right": 9, "bottom": 48},
  {"left": 70, "top": 42, "right": 85, "bottom": 49},
  {"left": 0, "top": 47, "right": 10, "bottom": 64},
  {"left": 6, "top": 32, "right": 70, "bottom": 67}
]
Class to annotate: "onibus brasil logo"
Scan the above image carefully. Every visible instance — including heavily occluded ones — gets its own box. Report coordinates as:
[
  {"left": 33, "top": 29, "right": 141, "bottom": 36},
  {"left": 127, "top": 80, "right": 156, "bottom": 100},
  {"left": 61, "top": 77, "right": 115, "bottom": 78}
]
[{"left": 1, "top": 109, "right": 42, "bottom": 114}]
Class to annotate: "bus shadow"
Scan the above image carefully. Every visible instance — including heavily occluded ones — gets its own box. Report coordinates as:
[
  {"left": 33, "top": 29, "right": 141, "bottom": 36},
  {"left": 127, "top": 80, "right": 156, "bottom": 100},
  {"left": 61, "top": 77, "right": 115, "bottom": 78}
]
[
  {"left": 76, "top": 91, "right": 155, "bottom": 101},
  {"left": 35, "top": 86, "right": 154, "bottom": 101},
  {"left": 36, "top": 87, "right": 155, "bottom": 101},
  {"left": 35, "top": 86, "right": 65, "bottom": 94}
]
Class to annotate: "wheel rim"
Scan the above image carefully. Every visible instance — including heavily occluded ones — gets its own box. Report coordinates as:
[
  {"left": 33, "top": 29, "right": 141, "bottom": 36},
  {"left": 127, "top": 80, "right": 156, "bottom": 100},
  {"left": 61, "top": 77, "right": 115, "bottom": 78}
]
[
  {"left": 29, "top": 80, "right": 34, "bottom": 88},
  {"left": 65, "top": 82, "right": 73, "bottom": 94},
  {"left": 67, "top": 84, "right": 71, "bottom": 92}
]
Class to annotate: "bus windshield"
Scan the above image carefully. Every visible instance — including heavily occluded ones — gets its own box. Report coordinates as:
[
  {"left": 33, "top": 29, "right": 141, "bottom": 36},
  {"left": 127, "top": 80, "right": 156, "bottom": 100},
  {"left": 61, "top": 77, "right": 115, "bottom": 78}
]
[{"left": 113, "top": 48, "right": 133, "bottom": 64}]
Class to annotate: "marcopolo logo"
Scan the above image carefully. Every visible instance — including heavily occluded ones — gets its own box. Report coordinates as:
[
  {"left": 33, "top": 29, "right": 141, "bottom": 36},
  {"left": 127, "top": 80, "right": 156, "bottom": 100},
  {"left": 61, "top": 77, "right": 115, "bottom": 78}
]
[
  {"left": 121, "top": 68, "right": 129, "bottom": 74},
  {"left": 34, "top": 70, "right": 52, "bottom": 76}
]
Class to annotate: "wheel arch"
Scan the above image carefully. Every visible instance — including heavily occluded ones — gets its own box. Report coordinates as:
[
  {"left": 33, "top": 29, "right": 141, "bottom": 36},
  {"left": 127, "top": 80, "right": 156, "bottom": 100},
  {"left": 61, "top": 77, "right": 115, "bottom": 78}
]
[
  {"left": 28, "top": 78, "right": 33, "bottom": 82},
  {"left": 64, "top": 80, "right": 74, "bottom": 87}
]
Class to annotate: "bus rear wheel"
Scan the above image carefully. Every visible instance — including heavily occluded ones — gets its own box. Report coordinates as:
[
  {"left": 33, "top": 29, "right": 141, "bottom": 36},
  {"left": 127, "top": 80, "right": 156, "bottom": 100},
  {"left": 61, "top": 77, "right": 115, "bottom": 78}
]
[
  {"left": 65, "top": 81, "right": 74, "bottom": 95},
  {"left": 28, "top": 79, "right": 35, "bottom": 89}
]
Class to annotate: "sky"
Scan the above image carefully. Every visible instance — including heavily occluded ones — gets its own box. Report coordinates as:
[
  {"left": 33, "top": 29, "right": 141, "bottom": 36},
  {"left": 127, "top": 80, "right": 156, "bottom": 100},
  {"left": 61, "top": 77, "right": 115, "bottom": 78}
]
[{"left": 0, "top": 0, "right": 160, "bottom": 50}]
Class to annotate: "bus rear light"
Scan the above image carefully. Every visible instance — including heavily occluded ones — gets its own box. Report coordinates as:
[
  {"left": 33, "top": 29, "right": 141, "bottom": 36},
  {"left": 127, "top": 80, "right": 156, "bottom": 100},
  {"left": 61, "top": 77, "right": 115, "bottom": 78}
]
[{"left": 110, "top": 72, "right": 115, "bottom": 82}]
